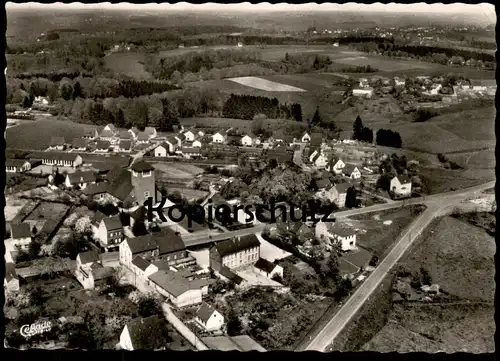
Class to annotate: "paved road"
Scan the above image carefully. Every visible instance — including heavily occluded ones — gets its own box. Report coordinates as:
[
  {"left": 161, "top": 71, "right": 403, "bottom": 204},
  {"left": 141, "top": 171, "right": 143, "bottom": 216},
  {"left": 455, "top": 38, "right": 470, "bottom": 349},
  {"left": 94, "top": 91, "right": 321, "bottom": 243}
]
[{"left": 299, "top": 180, "right": 495, "bottom": 352}]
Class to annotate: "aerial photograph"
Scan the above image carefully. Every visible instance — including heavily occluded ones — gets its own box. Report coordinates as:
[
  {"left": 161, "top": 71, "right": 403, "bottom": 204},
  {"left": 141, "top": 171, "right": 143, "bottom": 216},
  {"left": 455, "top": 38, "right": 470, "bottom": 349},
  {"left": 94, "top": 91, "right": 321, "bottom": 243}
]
[{"left": 3, "top": 1, "right": 496, "bottom": 353}]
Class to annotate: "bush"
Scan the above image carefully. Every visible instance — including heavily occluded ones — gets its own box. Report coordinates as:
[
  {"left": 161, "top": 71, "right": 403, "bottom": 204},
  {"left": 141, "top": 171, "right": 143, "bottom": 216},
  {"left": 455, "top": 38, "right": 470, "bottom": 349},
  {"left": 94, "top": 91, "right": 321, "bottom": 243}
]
[{"left": 413, "top": 108, "right": 438, "bottom": 122}]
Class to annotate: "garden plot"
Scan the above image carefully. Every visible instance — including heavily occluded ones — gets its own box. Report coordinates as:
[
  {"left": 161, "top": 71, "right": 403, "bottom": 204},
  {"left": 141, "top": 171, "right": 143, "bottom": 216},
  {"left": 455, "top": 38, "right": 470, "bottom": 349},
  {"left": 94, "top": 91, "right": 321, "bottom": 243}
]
[{"left": 228, "top": 76, "right": 306, "bottom": 92}]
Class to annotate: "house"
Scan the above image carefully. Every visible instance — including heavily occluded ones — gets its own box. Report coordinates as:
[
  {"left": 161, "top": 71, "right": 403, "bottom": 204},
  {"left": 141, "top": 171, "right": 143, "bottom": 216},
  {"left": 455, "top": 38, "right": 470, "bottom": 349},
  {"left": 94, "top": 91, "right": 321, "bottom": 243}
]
[
  {"left": 183, "top": 128, "right": 196, "bottom": 142},
  {"left": 331, "top": 183, "right": 351, "bottom": 208},
  {"left": 30, "top": 152, "right": 83, "bottom": 168},
  {"left": 97, "top": 215, "right": 124, "bottom": 251},
  {"left": 359, "top": 78, "right": 370, "bottom": 88},
  {"left": 119, "top": 227, "right": 187, "bottom": 268},
  {"left": 390, "top": 174, "right": 412, "bottom": 197},
  {"left": 180, "top": 147, "right": 201, "bottom": 159},
  {"left": 209, "top": 234, "right": 260, "bottom": 270},
  {"left": 311, "top": 150, "right": 329, "bottom": 168},
  {"left": 201, "top": 335, "right": 266, "bottom": 352},
  {"left": 83, "top": 128, "right": 98, "bottom": 140},
  {"left": 118, "top": 131, "right": 132, "bottom": 140},
  {"left": 47, "top": 137, "right": 66, "bottom": 151},
  {"left": 325, "top": 155, "right": 345, "bottom": 174},
  {"left": 4, "top": 263, "right": 20, "bottom": 293},
  {"left": 339, "top": 247, "right": 373, "bottom": 278},
  {"left": 274, "top": 134, "right": 295, "bottom": 146},
  {"left": 144, "top": 127, "right": 157, "bottom": 140},
  {"left": 34, "top": 96, "right": 49, "bottom": 105},
  {"left": 316, "top": 222, "right": 357, "bottom": 251},
  {"left": 148, "top": 270, "right": 203, "bottom": 308},
  {"left": 212, "top": 131, "right": 227, "bottom": 144},
  {"left": 136, "top": 132, "right": 150, "bottom": 144},
  {"left": 343, "top": 164, "right": 362, "bottom": 179},
  {"left": 194, "top": 303, "right": 225, "bottom": 332},
  {"left": 128, "top": 127, "right": 140, "bottom": 140},
  {"left": 117, "top": 140, "right": 132, "bottom": 152},
  {"left": 75, "top": 262, "right": 115, "bottom": 289},
  {"left": 103, "top": 124, "right": 116, "bottom": 133},
  {"left": 227, "top": 135, "right": 242, "bottom": 145},
  {"left": 64, "top": 171, "right": 97, "bottom": 189},
  {"left": 241, "top": 135, "right": 255, "bottom": 146},
  {"left": 131, "top": 256, "right": 159, "bottom": 279},
  {"left": 100, "top": 129, "right": 115, "bottom": 141},
  {"left": 10, "top": 223, "right": 32, "bottom": 250},
  {"left": 316, "top": 177, "right": 333, "bottom": 192},
  {"left": 82, "top": 182, "right": 108, "bottom": 201},
  {"left": 301, "top": 132, "right": 311, "bottom": 143},
  {"left": 253, "top": 258, "right": 283, "bottom": 280},
  {"left": 265, "top": 149, "right": 294, "bottom": 165},
  {"left": 71, "top": 138, "right": 88, "bottom": 152},
  {"left": 289, "top": 221, "right": 315, "bottom": 245},
  {"left": 174, "top": 133, "right": 186, "bottom": 147},
  {"left": 120, "top": 316, "right": 170, "bottom": 351},
  {"left": 6, "top": 159, "right": 31, "bottom": 173},
  {"left": 76, "top": 250, "right": 100, "bottom": 270},
  {"left": 353, "top": 87, "right": 374, "bottom": 98},
  {"left": 191, "top": 139, "right": 202, "bottom": 148},
  {"left": 95, "top": 140, "right": 111, "bottom": 153}
]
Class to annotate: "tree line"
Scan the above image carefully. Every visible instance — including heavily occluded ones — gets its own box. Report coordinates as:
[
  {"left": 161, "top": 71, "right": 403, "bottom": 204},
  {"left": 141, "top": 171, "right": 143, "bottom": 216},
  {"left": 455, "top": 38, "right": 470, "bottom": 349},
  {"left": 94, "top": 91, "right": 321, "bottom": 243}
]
[
  {"left": 352, "top": 116, "right": 374, "bottom": 143},
  {"left": 376, "top": 129, "right": 403, "bottom": 148},
  {"left": 222, "top": 94, "right": 292, "bottom": 120}
]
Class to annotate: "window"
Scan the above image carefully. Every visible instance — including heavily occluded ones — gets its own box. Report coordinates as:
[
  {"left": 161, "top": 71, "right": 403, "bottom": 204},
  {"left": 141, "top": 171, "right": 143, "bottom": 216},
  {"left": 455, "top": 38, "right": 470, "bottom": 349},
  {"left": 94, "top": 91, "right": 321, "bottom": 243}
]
[
  {"left": 350, "top": 241, "right": 354, "bottom": 246},
  {"left": 143, "top": 171, "right": 152, "bottom": 177}
]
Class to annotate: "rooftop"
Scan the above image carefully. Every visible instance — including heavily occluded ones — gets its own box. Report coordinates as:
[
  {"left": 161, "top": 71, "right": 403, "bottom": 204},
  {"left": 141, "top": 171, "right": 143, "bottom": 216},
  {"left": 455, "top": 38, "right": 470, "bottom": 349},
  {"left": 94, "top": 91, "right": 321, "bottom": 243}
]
[
  {"left": 215, "top": 234, "right": 260, "bottom": 258},
  {"left": 102, "top": 215, "right": 123, "bottom": 231},
  {"left": 254, "top": 258, "right": 277, "bottom": 274},
  {"left": 130, "top": 160, "right": 155, "bottom": 172},
  {"left": 78, "top": 250, "right": 100, "bottom": 264},
  {"left": 195, "top": 302, "right": 217, "bottom": 324},
  {"left": 10, "top": 222, "right": 32, "bottom": 239}
]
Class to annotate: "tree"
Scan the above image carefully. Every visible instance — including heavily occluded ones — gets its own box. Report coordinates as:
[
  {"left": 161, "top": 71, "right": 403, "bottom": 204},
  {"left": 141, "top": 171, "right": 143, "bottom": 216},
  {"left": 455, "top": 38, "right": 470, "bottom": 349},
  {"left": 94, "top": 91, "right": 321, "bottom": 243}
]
[
  {"left": 22, "top": 95, "right": 31, "bottom": 108},
  {"left": 132, "top": 220, "right": 148, "bottom": 237},
  {"left": 72, "top": 81, "right": 84, "bottom": 99},
  {"left": 345, "top": 186, "right": 357, "bottom": 208},
  {"left": 28, "top": 285, "right": 45, "bottom": 307},
  {"left": 28, "top": 240, "right": 41, "bottom": 259},
  {"left": 226, "top": 307, "right": 243, "bottom": 336},
  {"left": 114, "top": 108, "right": 125, "bottom": 128},
  {"left": 352, "top": 115, "right": 364, "bottom": 141},
  {"left": 137, "top": 294, "right": 162, "bottom": 317},
  {"left": 334, "top": 278, "right": 353, "bottom": 301},
  {"left": 291, "top": 103, "right": 303, "bottom": 123}
]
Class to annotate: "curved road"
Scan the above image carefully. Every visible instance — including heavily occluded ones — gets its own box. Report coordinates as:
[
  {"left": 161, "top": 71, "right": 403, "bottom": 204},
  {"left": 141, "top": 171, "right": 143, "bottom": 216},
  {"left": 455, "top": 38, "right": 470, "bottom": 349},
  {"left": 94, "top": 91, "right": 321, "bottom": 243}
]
[{"left": 299, "top": 180, "right": 495, "bottom": 352}]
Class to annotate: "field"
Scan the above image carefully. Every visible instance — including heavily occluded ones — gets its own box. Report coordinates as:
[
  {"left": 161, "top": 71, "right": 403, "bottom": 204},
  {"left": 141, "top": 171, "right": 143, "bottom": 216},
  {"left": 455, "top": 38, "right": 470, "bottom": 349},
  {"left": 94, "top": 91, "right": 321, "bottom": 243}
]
[
  {"left": 420, "top": 166, "right": 495, "bottom": 194},
  {"left": 25, "top": 202, "right": 70, "bottom": 222},
  {"left": 228, "top": 76, "right": 306, "bottom": 92},
  {"left": 168, "top": 187, "right": 209, "bottom": 201},
  {"left": 151, "top": 162, "right": 204, "bottom": 180},
  {"left": 331, "top": 54, "right": 435, "bottom": 71},
  {"left": 6, "top": 119, "right": 97, "bottom": 150},
  {"left": 103, "top": 52, "right": 153, "bottom": 80},
  {"left": 262, "top": 74, "right": 349, "bottom": 92},
  {"left": 179, "top": 116, "right": 300, "bottom": 133}
]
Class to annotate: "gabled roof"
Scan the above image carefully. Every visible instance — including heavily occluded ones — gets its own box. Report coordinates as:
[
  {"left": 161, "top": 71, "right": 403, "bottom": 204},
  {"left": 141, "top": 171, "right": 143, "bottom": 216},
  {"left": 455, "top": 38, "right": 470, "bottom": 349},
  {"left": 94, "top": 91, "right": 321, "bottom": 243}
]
[
  {"left": 327, "top": 155, "right": 342, "bottom": 168},
  {"left": 165, "top": 136, "right": 178, "bottom": 145},
  {"left": 316, "top": 178, "right": 333, "bottom": 190},
  {"left": 131, "top": 160, "right": 155, "bottom": 172},
  {"left": 96, "top": 140, "right": 111, "bottom": 149},
  {"left": 78, "top": 250, "right": 100, "bottom": 264},
  {"left": 215, "top": 234, "right": 260, "bottom": 258},
  {"left": 343, "top": 164, "right": 359, "bottom": 176},
  {"left": 67, "top": 171, "right": 97, "bottom": 184},
  {"left": 334, "top": 183, "right": 351, "bottom": 194},
  {"left": 102, "top": 215, "right": 123, "bottom": 231},
  {"left": 105, "top": 124, "right": 116, "bottom": 131},
  {"left": 6, "top": 159, "right": 29, "bottom": 168},
  {"left": 106, "top": 170, "right": 133, "bottom": 201},
  {"left": 218, "top": 266, "right": 244, "bottom": 284},
  {"left": 148, "top": 270, "right": 190, "bottom": 297},
  {"left": 132, "top": 255, "right": 152, "bottom": 271},
  {"left": 395, "top": 174, "right": 411, "bottom": 184},
  {"left": 92, "top": 211, "right": 106, "bottom": 225},
  {"left": 137, "top": 132, "right": 150, "bottom": 141},
  {"left": 100, "top": 129, "right": 115, "bottom": 138},
  {"left": 119, "top": 131, "right": 132, "bottom": 140},
  {"left": 71, "top": 138, "right": 88, "bottom": 149},
  {"left": 5, "top": 263, "right": 19, "bottom": 282},
  {"left": 127, "top": 228, "right": 185, "bottom": 255},
  {"left": 254, "top": 258, "right": 277, "bottom": 274},
  {"left": 10, "top": 223, "right": 32, "bottom": 239},
  {"left": 126, "top": 315, "right": 169, "bottom": 350},
  {"left": 127, "top": 234, "right": 158, "bottom": 254},
  {"left": 330, "top": 225, "right": 356, "bottom": 237},
  {"left": 196, "top": 302, "right": 218, "bottom": 324},
  {"left": 129, "top": 127, "right": 139, "bottom": 135},
  {"left": 310, "top": 133, "right": 323, "bottom": 146},
  {"left": 50, "top": 136, "right": 65, "bottom": 146},
  {"left": 144, "top": 127, "right": 156, "bottom": 136},
  {"left": 176, "top": 133, "right": 187, "bottom": 141},
  {"left": 29, "top": 151, "right": 81, "bottom": 162},
  {"left": 118, "top": 140, "right": 132, "bottom": 150}
]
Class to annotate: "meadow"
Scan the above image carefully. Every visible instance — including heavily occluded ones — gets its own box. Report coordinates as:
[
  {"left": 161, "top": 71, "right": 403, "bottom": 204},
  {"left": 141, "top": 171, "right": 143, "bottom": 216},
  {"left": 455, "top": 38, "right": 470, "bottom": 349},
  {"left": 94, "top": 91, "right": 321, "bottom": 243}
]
[
  {"left": 227, "top": 76, "right": 306, "bottom": 92},
  {"left": 103, "top": 52, "right": 153, "bottom": 80}
]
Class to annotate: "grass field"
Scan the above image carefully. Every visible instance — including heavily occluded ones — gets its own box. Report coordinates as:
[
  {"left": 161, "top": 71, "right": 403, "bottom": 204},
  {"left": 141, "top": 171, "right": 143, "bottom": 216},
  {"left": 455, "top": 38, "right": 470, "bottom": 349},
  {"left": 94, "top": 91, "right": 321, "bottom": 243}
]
[
  {"left": 6, "top": 119, "right": 96, "bottom": 150},
  {"left": 331, "top": 55, "right": 434, "bottom": 71},
  {"left": 104, "top": 52, "right": 153, "bottom": 80},
  {"left": 152, "top": 162, "right": 204, "bottom": 179},
  {"left": 228, "top": 76, "right": 306, "bottom": 92}
]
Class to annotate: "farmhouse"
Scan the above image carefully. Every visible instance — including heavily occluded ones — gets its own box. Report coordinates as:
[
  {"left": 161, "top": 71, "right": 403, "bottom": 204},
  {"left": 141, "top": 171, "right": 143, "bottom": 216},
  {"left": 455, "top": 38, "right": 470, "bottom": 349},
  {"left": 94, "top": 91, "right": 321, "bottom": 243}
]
[
  {"left": 195, "top": 303, "right": 225, "bottom": 332},
  {"left": 97, "top": 215, "right": 124, "bottom": 251},
  {"left": 210, "top": 235, "right": 260, "bottom": 270},
  {"left": 131, "top": 256, "right": 159, "bottom": 279},
  {"left": 30, "top": 152, "right": 83, "bottom": 168},
  {"left": 6, "top": 159, "right": 31, "bottom": 173},
  {"left": 95, "top": 140, "right": 111, "bottom": 153},
  {"left": 117, "top": 140, "right": 132, "bottom": 152},
  {"left": 331, "top": 183, "right": 351, "bottom": 208},
  {"left": 120, "top": 315, "right": 169, "bottom": 351},
  {"left": 10, "top": 223, "right": 33, "bottom": 250},
  {"left": 83, "top": 128, "right": 98, "bottom": 140},
  {"left": 183, "top": 128, "right": 197, "bottom": 142},
  {"left": 301, "top": 132, "right": 311, "bottom": 143},
  {"left": 100, "top": 129, "right": 115, "bottom": 141},
  {"left": 4, "top": 263, "right": 20, "bottom": 293},
  {"left": 315, "top": 222, "right": 357, "bottom": 251},
  {"left": 390, "top": 174, "right": 412, "bottom": 197},
  {"left": 325, "top": 155, "right": 345, "bottom": 174},
  {"left": 343, "top": 164, "right": 362, "bottom": 179},
  {"left": 71, "top": 138, "right": 88, "bottom": 151},
  {"left": 212, "top": 131, "right": 227, "bottom": 144},
  {"left": 253, "top": 258, "right": 283, "bottom": 280},
  {"left": 47, "top": 137, "right": 66, "bottom": 151},
  {"left": 64, "top": 171, "right": 97, "bottom": 189}
]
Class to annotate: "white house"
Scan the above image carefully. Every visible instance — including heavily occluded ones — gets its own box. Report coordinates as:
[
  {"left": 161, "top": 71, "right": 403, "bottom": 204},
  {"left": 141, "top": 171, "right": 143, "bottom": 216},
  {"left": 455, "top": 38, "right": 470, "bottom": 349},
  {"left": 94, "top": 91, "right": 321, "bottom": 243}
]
[
  {"left": 183, "top": 129, "right": 196, "bottom": 142},
  {"left": 148, "top": 270, "right": 203, "bottom": 308},
  {"left": 353, "top": 88, "right": 374, "bottom": 98},
  {"left": 103, "top": 124, "right": 116, "bottom": 133},
  {"left": 174, "top": 133, "right": 186, "bottom": 147},
  {"left": 311, "top": 151, "right": 329, "bottom": 169},
  {"left": 315, "top": 222, "right": 357, "bottom": 251},
  {"left": 191, "top": 139, "right": 202, "bottom": 148},
  {"left": 96, "top": 216, "right": 124, "bottom": 251},
  {"left": 325, "top": 156, "right": 345, "bottom": 174},
  {"left": 76, "top": 251, "right": 100, "bottom": 271},
  {"left": 253, "top": 258, "right": 283, "bottom": 280},
  {"left": 120, "top": 316, "right": 169, "bottom": 351},
  {"left": 131, "top": 256, "right": 159, "bottom": 279},
  {"left": 390, "top": 174, "right": 412, "bottom": 197},
  {"left": 6, "top": 159, "right": 31, "bottom": 173},
  {"left": 331, "top": 183, "right": 351, "bottom": 208},
  {"left": 154, "top": 144, "right": 168, "bottom": 157},
  {"left": 194, "top": 303, "right": 225, "bottom": 332},
  {"left": 10, "top": 223, "right": 32, "bottom": 250},
  {"left": 212, "top": 131, "right": 227, "bottom": 144},
  {"left": 301, "top": 132, "right": 311, "bottom": 143},
  {"left": 5, "top": 263, "right": 20, "bottom": 293},
  {"left": 241, "top": 135, "right": 254, "bottom": 146},
  {"left": 343, "top": 164, "right": 362, "bottom": 180},
  {"left": 34, "top": 96, "right": 49, "bottom": 105},
  {"left": 64, "top": 171, "right": 97, "bottom": 189}
]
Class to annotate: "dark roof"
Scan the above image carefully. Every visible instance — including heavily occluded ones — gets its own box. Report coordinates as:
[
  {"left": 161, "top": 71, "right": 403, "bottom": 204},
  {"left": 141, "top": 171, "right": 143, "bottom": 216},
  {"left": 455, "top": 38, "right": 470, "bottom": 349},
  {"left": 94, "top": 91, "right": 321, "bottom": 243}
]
[
  {"left": 196, "top": 302, "right": 217, "bottom": 323},
  {"left": 119, "top": 131, "right": 132, "bottom": 139},
  {"left": 130, "top": 160, "right": 155, "bottom": 172},
  {"left": 254, "top": 258, "right": 277, "bottom": 273},
  {"left": 96, "top": 140, "right": 111, "bottom": 150},
  {"left": 148, "top": 271, "right": 190, "bottom": 297},
  {"left": 265, "top": 149, "right": 293, "bottom": 164},
  {"left": 335, "top": 183, "right": 351, "bottom": 194},
  {"left": 316, "top": 178, "right": 333, "bottom": 190},
  {"left": 165, "top": 136, "right": 178, "bottom": 145},
  {"left": 181, "top": 147, "right": 200, "bottom": 154},
  {"left": 10, "top": 223, "right": 32, "bottom": 239},
  {"left": 78, "top": 250, "right": 100, "bottom": 264},
  {"left": 137, "top": 132, "right": 150, "bottom": 141},
  {"left": 100, "top": 129, "right": 115, "bottom": 138},
  {"left": 227, "top": 135, "right": 242, "bottom": 142},
  {"left": 71, "top": 138, "right": 88, "bottom": 149},
  {"left": 156, "top": 227, "right": 186, "bottom": 255},
  {"left": 50, "top": 136, "right": 66, "bottom": 146},
  {"left": 218, "top": 266, "right": 244, "bottom": 284},
  {"left": 106, "top": 165, "right": 126, "bottom": 182},
  {"left": 67, "top": 171, "right": 97, "bottom": 184},
  {"left": 144, "top": 127, "right": 156, "bottom": 136},
  {"left": 92, "top": 211, "right": 106, "bottom": 225},
  {"left": 92, "top": 266, "right": 114, "bottom": 280},
  {"left": 215, "top": 234, "right": 260, "bottom": 258},
  {"left": 5, "top": 263, "right": 18, "bottom": 282},
  {"left": 129, "top": 127, "right": 139, "bottom": 135},
  {"left": 343, "top": 164, "right": 359, "bottom": 176},
  {"left": 29, "top": 151, "right": 81, "bottom": 162},
  {"left": 84, "top": 128, "right": 97, "bottom": 137},
  {"left": 127, "top": 234, "right": 158, "bottom": 254},
  {"left": 330, "top": 225, "right": 356, "bottom": 237},
  {"left": 107, "top": 170, "right": 133, "bottom": 201},
  {"left": 395, "top": 174, "right": 411, "bottom": 184},
  {"left": 6, "top": 159, "right": 29, "bottom": 168},
  {"left": 105, "top": 124, "right": 116, "bottom": 131},
  {"left": 176, "top": 133, "right": 186, "bottom": 141},
  {"left": 126, "top": 315, "right": 168, "bottom": 350},
  {"left": 132, "top": 256, "right": 152, "bottom": 271},
  {"left": 343, "top": 247, "right": 372, "bottom": 269},
  {"left": 102, "top": 215, "right": 123, "bottom": 231},
  {"left": 83, "top": 182, "right": 108, "bottom": 195},
  {"left": 119, "top": 140, "right": 132, "bottom": 150}
]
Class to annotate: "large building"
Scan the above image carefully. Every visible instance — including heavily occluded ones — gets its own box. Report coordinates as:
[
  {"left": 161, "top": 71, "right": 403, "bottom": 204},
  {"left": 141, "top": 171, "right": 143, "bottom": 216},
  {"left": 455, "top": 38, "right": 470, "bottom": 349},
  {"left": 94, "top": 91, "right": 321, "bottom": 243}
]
[{"left": 209, "top": 234, "right": 260, "bottom": 270}]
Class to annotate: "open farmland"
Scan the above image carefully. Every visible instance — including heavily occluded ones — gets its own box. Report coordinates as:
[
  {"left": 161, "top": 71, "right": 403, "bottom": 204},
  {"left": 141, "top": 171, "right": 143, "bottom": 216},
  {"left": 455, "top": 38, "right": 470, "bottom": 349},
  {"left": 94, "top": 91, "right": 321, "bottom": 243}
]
[
  {"left": 331, "top": 55, "right": 434, "bottom": 71},
  {"left": 179, "top": 117, "right": 299, "bottom": 133},
  {"left": 6, "top": 119, "right": 97, "bottom": 150},
  {"left": 104, "top": 52, "right": 153, "bottom": 80},
  {"left": 228, "top": 76, "right": 306, "bottom": 92},
  {"left": 262, "top": 74, "right": 349, "bottom": 92},
  {"left": 151, "top": 162, "right": 204, "bottom": 179}
]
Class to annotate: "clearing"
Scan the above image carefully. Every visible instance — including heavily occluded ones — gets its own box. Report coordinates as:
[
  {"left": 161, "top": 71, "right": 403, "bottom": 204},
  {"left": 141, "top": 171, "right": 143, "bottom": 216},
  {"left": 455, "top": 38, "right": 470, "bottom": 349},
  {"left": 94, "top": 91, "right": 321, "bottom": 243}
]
[
  {"left": 227, "top": 76, "right": 306, "bottom": 92},
  {"left": 150, "top": 162, "right": 204, "bottom": 179},
  {"left": 104, "top": 52, "right": 153, "bottom": 80}
]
